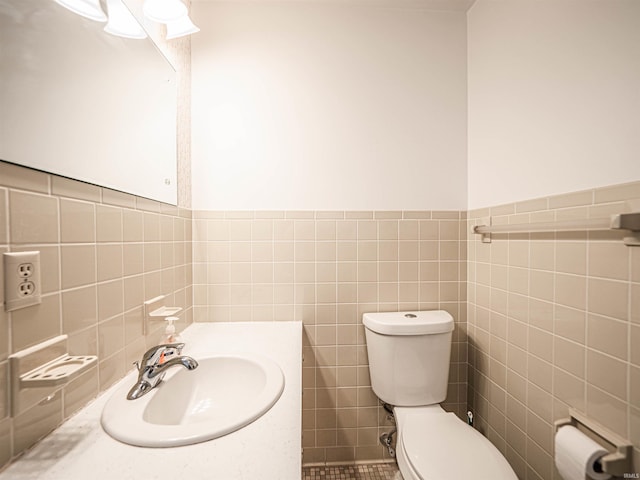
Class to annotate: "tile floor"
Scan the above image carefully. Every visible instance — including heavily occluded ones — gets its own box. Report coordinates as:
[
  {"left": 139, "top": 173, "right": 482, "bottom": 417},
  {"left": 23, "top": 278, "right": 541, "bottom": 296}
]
[{"left": 301, "top": 463, "right": 402, "bottom": 480}]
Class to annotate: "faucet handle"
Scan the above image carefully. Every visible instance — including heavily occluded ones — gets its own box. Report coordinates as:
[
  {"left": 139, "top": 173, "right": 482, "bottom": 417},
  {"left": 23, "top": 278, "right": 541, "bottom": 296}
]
[
  {"left": 140, "top": 343, "right": 186, "bottom": 366},
  {"left": 160, "top": 342, "right": 185, "bottom": 356}
]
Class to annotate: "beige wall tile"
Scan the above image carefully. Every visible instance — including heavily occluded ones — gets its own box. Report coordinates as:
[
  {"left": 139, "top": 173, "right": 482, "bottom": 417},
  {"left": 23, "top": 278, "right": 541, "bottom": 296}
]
[
  {"left": 62, "top": 286, "right": 97, "bottom": 334},
  {"left": 508, "top": 267, "right": 528, "bottom": 295},
  {"left": 527, "top": 383, "right": 553, "bottom": 422},
  {"left": 530, "top": 241, "right": 554, "bottom": 271},
  {"left": 588, "top": 278, "right": 628, "bottom": 321},
  {"left": 51, "top": 177, "right": 101, "bottom": 203},
  {"left": 554, "top": 306, "right": 585, "bottom": 343},
  {"left": 0, "top": 161, "right": 49, "bottom": 193},
  {"left": 123, "top": 244, "right": 143, "bottom": 276},
  {"left": 440, "top": 241, "right": 460, "bottom": 261},
  {"left": 556, "top": 242, "right": 587, "bottom": 275},
  {"left": 528, "top": 299, "right": 553, "bottom": 332},
  {"left": 102, "top": 189, "right": 136, "bottom": 209},
  {"left": 0, "top": 419, "right": 9, "bottom": 467},
  {"left": 99, "top": 350, "right": 125, "bottom": 391},
  {"left": 61, "top": 245, "right": 96, "bottom": 289},
  {"left": 98, "top": 315, "right": 125, "bottom": 358},
  {"left": 526, "top": 437, "right": 552, "bottom": 480},
  {"left": 587, "top": 350, "right": 627, "bottom": 401},
  {"left": 553, "top": 337, "right": 584, "bottom": 378},
  {"left": 143, "top": 213, "right": 160, "bottom": 242},
  {"left": 588, "top": 242, "right": 629, "bottom": 281},
  {"left": 527, "top": 410, "right": 553, "bottom": 454},
  {"left": 419, "top": 220, "right": 439, "bottom": 240},
  {"left": 98, "top": 280, "right": 124, "bottom": 321},
  {"left": 96, "top": 205, "right": 123, "bottom": 243},
  {"left": 63, "top": 367, "right": 99, "bottom": 418},
  {"left": 0, "top": 310, "right": 7, "bottom": 362},
  {"left": 528, "top": 328, "right": 553, "bottom": 364},
  {"left": 123, "top": 209, "right": 143, "bottom": 242},
  {"left": 124, "top": 309, "right": 144, "bottom": 345},
  {"left": 9, "top": 191, "right": 58, "bottom": 244},
  {"left": 553, "top": 368, "right": 585, "bottom": 411},
  {"left": 555, "top": 274, "right": 586, "bottom": 310},
  {"left": 13, "top": 392, "right": 62, "bottom": 454},
  {"left": 143, "top": 243, "right": 161, "bottom": 272},
  {"left": 631, "top": 366, "right": 640, "bottom": 409},
  {"left": 515, "top": 197, "right": 548, "bottom": 213},
  {"left": 594, "top": 181, "right": 640, "bottom": 203},
  {"left": 631, "top": 325, "right": 640, "bottom": 367},
  {"left": 399, "top": 220, "right": 418, "bottom": 240},
  {"left": 11, "top": 294, "right": 61, "bottom": 352},
  {"left": 97, "top": 244, "right": 123, "bottom": 282},
  {"left": 633, "top": 284, "right": 640, "bottom": 325},
  {"left": 548, "top": 190, "right": 593, "bottom": 209},
  {"left": 586, "top": 386, "right": 628, "bottom": 438},
  {"left": 67, "top": 326, "right": 98, "bottom": 357},
  {"left": 508, "top": 241, "right": 529, "bottom": 268},
  {"left": 0, "top": 362, "right": 7, "bottom": 419},
  {"left": 587, "top": 314, "right": 628, "bottom": 360},
  {"left": 0, "top": 189, "right": 7, "bottom": 244},
  {"left": 632, "top": 249, "right": 640, "bottom": 283}
]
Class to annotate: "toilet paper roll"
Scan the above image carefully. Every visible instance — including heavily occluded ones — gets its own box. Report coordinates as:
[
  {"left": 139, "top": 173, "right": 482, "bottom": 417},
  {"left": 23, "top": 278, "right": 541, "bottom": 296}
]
[{"left": 555, "top": 425, "right": 611, "bottom": 480}]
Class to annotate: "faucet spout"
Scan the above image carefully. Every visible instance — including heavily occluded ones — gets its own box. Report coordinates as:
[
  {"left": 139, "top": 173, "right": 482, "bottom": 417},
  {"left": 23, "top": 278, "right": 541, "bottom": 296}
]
[
  {"left": 127, "top": 343, "right": 198, "bottom": 400},
  {"left": 147, "top": 356, "right": 199, "bottom": 378}
]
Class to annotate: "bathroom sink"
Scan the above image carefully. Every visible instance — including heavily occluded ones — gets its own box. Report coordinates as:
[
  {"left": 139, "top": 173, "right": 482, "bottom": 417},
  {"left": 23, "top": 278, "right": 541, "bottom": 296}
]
[{"left": 101, "top": 353, "right": 285, "bottom": 447}]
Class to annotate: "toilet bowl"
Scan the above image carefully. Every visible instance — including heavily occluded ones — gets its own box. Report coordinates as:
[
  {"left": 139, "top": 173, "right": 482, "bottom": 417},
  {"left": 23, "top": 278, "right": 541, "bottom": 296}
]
[
  {"left": 363, "top": 311, "right": 518, "bottom": 480},
  {"left": 394, "top": 405, "right": 517, "bottom": 480}
]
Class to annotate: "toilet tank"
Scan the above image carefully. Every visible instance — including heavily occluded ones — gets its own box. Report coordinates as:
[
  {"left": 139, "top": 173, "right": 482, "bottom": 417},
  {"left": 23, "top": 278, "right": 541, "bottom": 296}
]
[{"left": 363, "top": 311, "right": 454, "bottom": 407}]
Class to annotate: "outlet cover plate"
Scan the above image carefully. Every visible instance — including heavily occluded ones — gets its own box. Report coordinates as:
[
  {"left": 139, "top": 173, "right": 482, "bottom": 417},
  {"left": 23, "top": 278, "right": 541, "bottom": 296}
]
[{"left": 3, "top": 251, "right": 42, "bottom": 312}]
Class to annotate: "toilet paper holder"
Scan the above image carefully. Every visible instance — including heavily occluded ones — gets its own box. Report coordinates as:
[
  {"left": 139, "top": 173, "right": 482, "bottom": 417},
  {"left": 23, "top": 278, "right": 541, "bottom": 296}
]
[{"left": 555, "top": 409, "right": 633, "bottom": 477}]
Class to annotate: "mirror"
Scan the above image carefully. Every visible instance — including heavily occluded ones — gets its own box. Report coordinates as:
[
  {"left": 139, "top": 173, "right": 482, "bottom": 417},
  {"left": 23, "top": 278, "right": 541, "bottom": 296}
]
[{"left": 0, "top": 0, "right": 177, "bottom": 204}]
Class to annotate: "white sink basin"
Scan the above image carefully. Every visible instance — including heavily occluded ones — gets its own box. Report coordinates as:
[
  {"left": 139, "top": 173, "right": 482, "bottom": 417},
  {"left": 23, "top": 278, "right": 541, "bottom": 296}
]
[{"left": 101, "top": 353, "right": 284, "bottom": 447}]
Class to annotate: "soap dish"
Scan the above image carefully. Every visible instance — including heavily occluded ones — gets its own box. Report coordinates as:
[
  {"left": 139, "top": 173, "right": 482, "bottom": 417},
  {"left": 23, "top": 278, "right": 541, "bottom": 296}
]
[
  {"left": 149, "top": 306, "right": 182, "bottom": 317},
  {"left": 9, "top": 334, "right": 98, "bottom": 416},
  {"left": 20, "top": 354, "right": 97, "bottom": 388}
]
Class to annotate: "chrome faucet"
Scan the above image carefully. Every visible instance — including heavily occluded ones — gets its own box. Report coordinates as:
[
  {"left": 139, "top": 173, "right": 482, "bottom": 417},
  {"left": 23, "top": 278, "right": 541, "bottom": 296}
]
[{"left": 127, "top": 343, "right": 198, "bottom": 400}]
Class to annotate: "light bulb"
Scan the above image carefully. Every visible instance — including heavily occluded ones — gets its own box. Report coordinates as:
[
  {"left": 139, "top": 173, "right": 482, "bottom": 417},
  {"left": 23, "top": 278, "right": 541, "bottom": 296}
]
[
  {"left": 143, "top": 0, "right": 187, "bottom": 23},
  {"left": 166, "top": 14, "right": 200, "bottom": 40},
  {"left": 104, "top": 0, "right": 148, "bottom": 39},
  {"left": 54, "top": 0, "right": 107, "bottom": 22}
]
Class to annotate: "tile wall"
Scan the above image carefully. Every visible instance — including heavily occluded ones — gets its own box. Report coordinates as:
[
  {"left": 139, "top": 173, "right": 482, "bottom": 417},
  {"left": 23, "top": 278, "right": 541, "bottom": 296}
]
[
  {"left": 467, "top": 181, "right": 640, "bottom": 479},
  {"left": 192, "top": 210, "right": 467, "bottom": 464},
  {"left": 0, "top": 161, "right": 193, "bottom": 470}
]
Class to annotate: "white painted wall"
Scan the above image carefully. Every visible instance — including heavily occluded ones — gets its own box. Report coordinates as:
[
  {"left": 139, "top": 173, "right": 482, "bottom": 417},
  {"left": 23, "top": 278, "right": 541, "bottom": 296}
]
[
  {"left": 467, "top": 0, "right": 640, "bottom": 209},
  {"left": 191, "top": 2, "right": 467, "bottom": 211}
]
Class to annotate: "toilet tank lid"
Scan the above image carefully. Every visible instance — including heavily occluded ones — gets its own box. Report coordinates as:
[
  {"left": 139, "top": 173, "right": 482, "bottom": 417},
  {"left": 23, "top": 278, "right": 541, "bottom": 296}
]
[{"left": 363, "top": 310, "right": 454, "bottom": 335}]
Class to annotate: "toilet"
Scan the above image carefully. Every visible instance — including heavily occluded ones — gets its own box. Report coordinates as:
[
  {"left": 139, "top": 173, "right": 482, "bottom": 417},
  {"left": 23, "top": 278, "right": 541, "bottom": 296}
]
[{"left": 363, "top": 310, "right": 518, "bottom": 480}]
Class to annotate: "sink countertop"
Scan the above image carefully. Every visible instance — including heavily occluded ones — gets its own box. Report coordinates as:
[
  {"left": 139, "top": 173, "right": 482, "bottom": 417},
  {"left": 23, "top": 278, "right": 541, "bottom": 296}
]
[{"left": 0, "top": 322, "right": 302, "bottom": 480}]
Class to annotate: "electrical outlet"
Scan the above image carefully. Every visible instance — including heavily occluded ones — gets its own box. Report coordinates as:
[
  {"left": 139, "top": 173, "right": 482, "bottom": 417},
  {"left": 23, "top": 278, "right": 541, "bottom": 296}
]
[{"left": 3, "top": 251, "right": 41, "bottom": 312}]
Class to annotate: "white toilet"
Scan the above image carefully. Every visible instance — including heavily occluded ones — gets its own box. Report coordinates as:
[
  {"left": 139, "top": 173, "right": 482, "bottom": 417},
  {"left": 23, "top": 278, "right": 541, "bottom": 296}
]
[{"left": 363, "top": 310, "right": 518, "bottom": 480}]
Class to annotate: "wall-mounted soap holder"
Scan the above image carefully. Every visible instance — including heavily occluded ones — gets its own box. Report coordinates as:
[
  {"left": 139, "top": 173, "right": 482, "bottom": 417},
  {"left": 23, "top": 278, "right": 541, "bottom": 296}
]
[
  {"left": 555, "top": 408, "right": 633, "bottom": 477},
  {"left": 143, "top": 294, "right": 182, "bottom": 335},
  {"left": 20, "top": 354, "right": 96, "bottom": 388},
  {"left": 9, "top": 335, "right": 97, "bottom": 416}
]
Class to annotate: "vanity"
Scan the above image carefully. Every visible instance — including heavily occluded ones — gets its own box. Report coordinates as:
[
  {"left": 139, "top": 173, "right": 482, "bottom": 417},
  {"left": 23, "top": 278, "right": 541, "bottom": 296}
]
[{"left": 0, "top": 322, "right": 302, "bottom": 480}]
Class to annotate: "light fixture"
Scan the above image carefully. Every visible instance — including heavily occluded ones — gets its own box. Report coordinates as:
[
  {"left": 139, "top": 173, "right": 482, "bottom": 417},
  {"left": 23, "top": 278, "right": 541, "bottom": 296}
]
[
  {"left": 54, "top": 0, "right": 107, "bottom": 22},
  {"left": 166, "top": 14, "right": 200, "bottom": 40},
  {"left": 143, "top": 0, "right": 188, "bottom": 23},
  {"left": 54, "top": 0, "right": 200, "bottom": 40},
  {"left": 104, "top": 0, "right": 148, "bottom": 39}
]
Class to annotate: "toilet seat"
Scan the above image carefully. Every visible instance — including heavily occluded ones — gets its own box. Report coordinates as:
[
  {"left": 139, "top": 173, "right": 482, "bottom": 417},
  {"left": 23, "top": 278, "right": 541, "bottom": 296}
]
[{"left": 395, "top": 406, "right": 518, "bottom": 480}]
